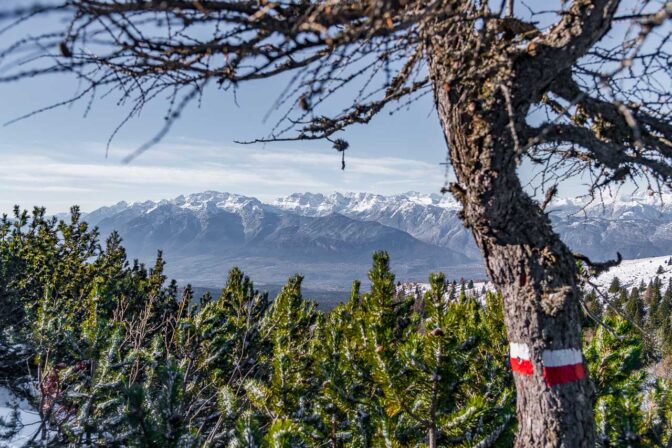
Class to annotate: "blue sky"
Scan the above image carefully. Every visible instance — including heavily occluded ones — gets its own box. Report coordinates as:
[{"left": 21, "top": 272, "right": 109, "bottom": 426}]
[
  {"left": 0, "top": 64, "right": 454, "bottom": 214},
  {"left": 0, "top": 0, "right": 652, "bottom": 214}
]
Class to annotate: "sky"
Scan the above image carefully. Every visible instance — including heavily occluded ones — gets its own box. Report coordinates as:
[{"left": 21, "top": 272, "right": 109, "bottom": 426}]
[
  {"left": 0, "top": 56, "right": 453, "bottom": 214},
  {"left": 0, "top": 0, "right": 654, "bottom": 215}
]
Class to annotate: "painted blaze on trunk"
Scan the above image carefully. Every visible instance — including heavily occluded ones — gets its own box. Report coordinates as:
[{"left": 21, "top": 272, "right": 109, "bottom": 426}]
[
  {"left": 427, "top": 28, "right": 596, "bottom": 446},
  {"left": 440, "top": 126, "right": 595, "bottom": 445}
]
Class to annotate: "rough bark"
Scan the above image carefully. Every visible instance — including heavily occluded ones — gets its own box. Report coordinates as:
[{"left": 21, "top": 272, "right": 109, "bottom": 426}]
[{"left": 427, "top": 31, "right": 595, "bottom": 447}]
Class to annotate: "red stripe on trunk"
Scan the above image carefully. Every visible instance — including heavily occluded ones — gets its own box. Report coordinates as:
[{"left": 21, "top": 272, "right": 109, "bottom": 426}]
[
  {"left": 510, "top": 357, "right": 534, "bottom": 375},
  {"left": 543, "top": 363, "right": 585, "bottom": 386}
]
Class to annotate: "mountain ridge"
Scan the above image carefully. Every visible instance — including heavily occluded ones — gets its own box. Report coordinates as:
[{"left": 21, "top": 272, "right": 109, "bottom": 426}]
[
  {"left": 77, "top": 190, "right": 672, "bottom": 288},
  {"left": 86, "top": 191, "right": 474, "bottom": 288}
]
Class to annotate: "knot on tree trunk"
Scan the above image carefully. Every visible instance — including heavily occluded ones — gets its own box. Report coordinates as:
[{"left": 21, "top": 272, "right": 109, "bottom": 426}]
[{"left": 540, "top": 286, "right": 573, "bottom": 316}]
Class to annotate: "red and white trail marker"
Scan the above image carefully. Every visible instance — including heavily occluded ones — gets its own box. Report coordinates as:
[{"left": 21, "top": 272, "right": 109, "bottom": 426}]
[
  {"left": 542, "top": 348, "right": 585, "bottom": 386},
  {"left": 509, "top": 344, "right": 586, "bottom": 386},
  {"left": 509, "top": 342, "right": 533, "bottom": 376}
]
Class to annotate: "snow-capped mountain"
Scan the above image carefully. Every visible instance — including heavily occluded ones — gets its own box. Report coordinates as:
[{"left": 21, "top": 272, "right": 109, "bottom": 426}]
[
  {"left": 548, "top": 194, "right": 672, "bottom": 261},
  {"left": 79, "top": 190, "right": 672, "bottom": 289},
  {"left": 274, "top": 192, "right": 479, "bottom": 258},
  {"left": 274, "top": 191, "right": 461, "bottom": 216},
  {"left": 85, "top": 191, "right": 475, "bottom": 288},
  {"left": 276, "top": 191, "right": 672, "bottom": 262}
]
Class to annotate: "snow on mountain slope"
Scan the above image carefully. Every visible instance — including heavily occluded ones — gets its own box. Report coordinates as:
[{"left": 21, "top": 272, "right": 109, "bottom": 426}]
[
  {"left": 547, "top": 192, "right": 672, "bottom": 216},
  {"left": 396, "top": 280, "right": 493, "bottom": 304},
  {"left": 87, "top": 192, "right": 270, "bottom": 223},
  {"left": 81, "top": 191, "right": 477, "bottom": 288},
  {"left": 592, "top": 255, "right": 672, "bottom": 290},
  {"left": 86, "top": 190, "right": 672, "bottom": 263},
  {"left": 77, "top": 190, "right": 672, "bottom": 288},
  {"left": 275, "top": 191, "right": 672, "bottom": 222},
  {"left": 273, "top": 192, "right": 460, "bottom": 216},
  {"left": 397, "top": 255, "right": 672, "bottom": 305},
  {"left": 274, "top": 192, "right": 478, "bottom": 258},
  {"left": 277, "top": 191, "right": 672, "bottom": 261},
  {"left": 547, "top": 195, "right": 672, "bottom": 260}
]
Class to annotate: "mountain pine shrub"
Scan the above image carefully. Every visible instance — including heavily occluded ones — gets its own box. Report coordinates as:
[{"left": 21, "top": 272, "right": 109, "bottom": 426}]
[{"left": 0, "top": 209, "right": 670, "bottom": 446}]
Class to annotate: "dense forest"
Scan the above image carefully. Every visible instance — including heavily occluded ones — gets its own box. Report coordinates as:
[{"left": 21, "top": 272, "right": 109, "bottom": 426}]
[{"left": 1, "top": 208, "right": 671, "bottom": 447}]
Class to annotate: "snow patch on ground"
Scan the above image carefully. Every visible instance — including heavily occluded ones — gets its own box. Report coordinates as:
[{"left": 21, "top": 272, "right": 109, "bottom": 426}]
[
  {"left": 397, "top": 254, "right": 672, "bottom": 303},
  {"left": 397, "top": 281, "right": 492, "bottom": 304},
  {"left": 592, "top": 255, "right": 672, "bottom": 290},
  {"left": 0, "top": 387, "right": 40, "bottom": 448}
]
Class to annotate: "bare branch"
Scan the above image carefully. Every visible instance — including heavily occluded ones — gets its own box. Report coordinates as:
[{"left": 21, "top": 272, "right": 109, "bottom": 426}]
[
  {"left": 538, "top": 0, "right": 621, "bottom": 67},
  {"left": 534, "top": 122, "right": 672, "bottom": 183},
  {"left": 574, "top": 252, "right": 623, "bottom": 277}
]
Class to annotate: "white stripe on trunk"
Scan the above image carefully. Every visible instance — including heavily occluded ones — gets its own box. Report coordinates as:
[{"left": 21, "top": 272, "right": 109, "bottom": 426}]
[
  {"left": 509, "top": 342, "right": 530, "bottom": 360},
  {"left": 541, "top": 348, "right": 582, "bottom": 367}
]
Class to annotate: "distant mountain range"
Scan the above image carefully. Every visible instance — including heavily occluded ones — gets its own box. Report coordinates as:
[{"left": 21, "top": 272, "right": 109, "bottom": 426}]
[{"left": 76, "top": 191, "right": 672, "bottom": 289}]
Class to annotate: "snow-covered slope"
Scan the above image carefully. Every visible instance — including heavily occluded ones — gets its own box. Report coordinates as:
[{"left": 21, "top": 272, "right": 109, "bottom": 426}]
[
  {"left": 592, "top": 255, "right": 672, "bottom": 290},
  {"left": 397, "top": 255, "right": 672, "bottom": 304},
  {"left": 0, "top": 387, "right": 40, "bottom": 447},
  {"left": 548, "top": 192, "right": 672, "bottom": 218},
  {"left": 85, "top": 190, "right": 672, "bottom": 264},
  {"left": 396, "top": 280, "right": 493, "bottom": 304},
  {"left": 274, "top": 192, "right": 460, "bottom": 216}
]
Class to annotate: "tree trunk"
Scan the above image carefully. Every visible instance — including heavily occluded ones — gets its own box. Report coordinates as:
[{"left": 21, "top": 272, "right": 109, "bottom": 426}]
[
  {"left": 428, "top": 40, "right": 596, "bottom": 447},
  {"left": 428, "top": 426, "right": 437, "bottom": 448}
]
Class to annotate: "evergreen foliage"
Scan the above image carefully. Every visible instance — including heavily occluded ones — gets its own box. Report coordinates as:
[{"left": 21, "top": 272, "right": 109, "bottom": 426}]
[
  {"left": 586, "top": 316, "right": 672, "bottom": 447},
  {"left": 1, "top": 209, "right": 671, "bottom": 446}
]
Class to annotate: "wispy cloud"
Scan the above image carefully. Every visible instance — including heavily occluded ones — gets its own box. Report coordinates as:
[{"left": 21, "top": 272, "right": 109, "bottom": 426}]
[{"left": 0, "top": 141, "right": 448, "bottom": 213}]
